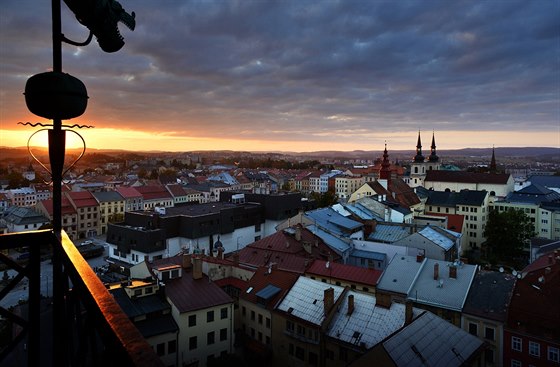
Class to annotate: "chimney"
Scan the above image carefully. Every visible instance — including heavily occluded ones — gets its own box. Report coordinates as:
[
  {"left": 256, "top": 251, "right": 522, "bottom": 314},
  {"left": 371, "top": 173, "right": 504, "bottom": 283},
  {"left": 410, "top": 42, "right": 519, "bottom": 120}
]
[
  {"left": 144, "top": 255, "right": 150, "bottom": 263},
  {"left": 192, "top": 256, "right": 203, "bottom": 280},
  {"left": 416, "top": 251, "right": 425, "bottom": 263},
  {"left": 375, "top": 292, "right": 392, "bottom": 309},
  {"left": 217, "top": 246, "right": 224, "bottom": 260},
  {"left": 347, "top": 294, "right": 355, "bottom": 316},
  {"left": 405, "top": 301, "right": 413, "bottom": 325},
  {"left": 449, "top": 265, "right": 457, "bottom": 279},
  {"left": 295, "top": 226, "right": 302, "bottom": 241},
  {"left": 232, "top": 252, "right": 239, "bottom": 266},
  {"left": 323, "top": 287, "right": 334, "bottom": 315},
  {"left": 549, "top": 255, "right": 553, "bottom": 265},
  {"left": 434, "top": 263, "right": 439, "bottom": 280},
  {"left": 182, "top": 253, "right": 192, "bottom": 269}
]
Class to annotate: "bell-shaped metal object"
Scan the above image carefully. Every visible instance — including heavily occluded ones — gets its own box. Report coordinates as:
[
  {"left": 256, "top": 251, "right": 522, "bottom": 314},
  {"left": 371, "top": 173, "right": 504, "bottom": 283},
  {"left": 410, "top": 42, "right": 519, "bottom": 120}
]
[{"left": 24, "top": 71, "right": 88, "bottom": 120}]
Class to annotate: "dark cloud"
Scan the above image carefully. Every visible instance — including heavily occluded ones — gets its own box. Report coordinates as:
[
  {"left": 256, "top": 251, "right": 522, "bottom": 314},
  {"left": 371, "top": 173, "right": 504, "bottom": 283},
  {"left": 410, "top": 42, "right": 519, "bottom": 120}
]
[{"left": 1, "top": 0, "right": 558, "bottom": 148}]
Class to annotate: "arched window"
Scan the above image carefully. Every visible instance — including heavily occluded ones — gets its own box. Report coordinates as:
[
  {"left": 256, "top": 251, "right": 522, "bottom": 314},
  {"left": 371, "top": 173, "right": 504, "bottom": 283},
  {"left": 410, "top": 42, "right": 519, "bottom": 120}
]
[
  {"left": 414, "top": 167, "right": 418, "bottom": 173},
  {"left": 445, "top": 188, "right": 451, "bottom": 192}
]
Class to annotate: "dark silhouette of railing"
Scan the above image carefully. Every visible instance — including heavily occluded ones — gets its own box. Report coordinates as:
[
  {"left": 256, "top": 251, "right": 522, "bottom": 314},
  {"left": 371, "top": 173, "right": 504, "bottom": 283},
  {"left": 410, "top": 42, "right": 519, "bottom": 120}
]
[{"left": 0, "top": 229, "right": 164, "bottom": 366}]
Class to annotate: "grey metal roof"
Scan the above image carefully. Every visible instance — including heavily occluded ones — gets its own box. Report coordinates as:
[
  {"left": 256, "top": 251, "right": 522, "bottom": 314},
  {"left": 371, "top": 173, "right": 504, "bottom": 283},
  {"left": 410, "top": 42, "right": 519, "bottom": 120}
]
[
  {"left": 503, "top": 183, "right": 560, "bottom": 204},
  {"left": 377, "top": 255, "right": 426, "bottom": 295},
  {"left": 528, "top": 175, "right": 560, "bottom": 189},
  {"left": 368, "top": 224, "right": 411, "bottom": 243},
  {"left": 417, "top": 226, "right": 457, "bottom": 251},
  {"left": 92, "top": 190, "right": 125, "bottom": 202},
  {"left": 3, "top": 206, "right": 49, "bottom": 225},
  {"left": 308, "top": 224, "right": 352, "bottom": 254},
  {"left": 462, "top": 271, "right": 516, "bottom": 322},
  {"left": 305, "top": 207, "right": 363, "bottom": 236},
  {"left": 276, "top": 276, "right": 345, "bottom": 326},
  {"left": 350, "top": 249, "right": 386, "bottom": 262},
  {"left": 343, "top": 203, "right": 383, "bottom": 221},
  {"left": 425, "top": 190, "right": 488, "bottom": 207},
  {"left": 327, "top": 291, "right": 420, "bottom": 349},
  {"left": 134, "top": 313, "right": 178, "bottom": 338},
  {"left": 110, "top": 288, "right": 171, "bottom": 319},
  {"left": 383, "top": 311, "right": 483, "bottom": 367},
  {"left": 407, "top": 259, "right": 478, "bottom": 311}
]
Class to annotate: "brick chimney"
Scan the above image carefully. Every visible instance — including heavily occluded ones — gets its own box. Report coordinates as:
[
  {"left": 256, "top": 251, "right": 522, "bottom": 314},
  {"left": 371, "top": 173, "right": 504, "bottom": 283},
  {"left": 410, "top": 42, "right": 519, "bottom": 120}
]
[
  {"left": 323, "top": 287, "right": 334, "bottom": 315},
  {"left": 295, "top": 226, "right": 302, "bottom": 241},
  {"left": 182, "top": 253, "right": 192, "bottom": 269},
  {"left": 449, "top": 265, "right": 457, "bottom": 279},
  {"left": 405, "top": 301, "right": 413, "bottom": 325},
  {"left": 375, "top": 292, "right": 392, "bottom": 309},
  {"left": 232, "top": 251, "right": 239, "bottom": 266},
  {"left": 192, "top": 255, "right": 203, "bottom": 280},
  {"left": 433, "top": 263, "right": 439, "bottom": 280},
  {"left": 347, "top": 294, "right": 355, "bottom": 316},
  {"left": 416, "top": 251, "right": 425, "bottom": 263}
]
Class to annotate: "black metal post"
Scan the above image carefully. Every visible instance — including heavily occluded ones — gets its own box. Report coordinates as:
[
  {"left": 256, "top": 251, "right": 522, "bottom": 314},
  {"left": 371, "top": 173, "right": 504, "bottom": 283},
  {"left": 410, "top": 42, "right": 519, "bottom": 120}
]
[{"left": 51, "top": 0, "right": 67, "bottom": 366}]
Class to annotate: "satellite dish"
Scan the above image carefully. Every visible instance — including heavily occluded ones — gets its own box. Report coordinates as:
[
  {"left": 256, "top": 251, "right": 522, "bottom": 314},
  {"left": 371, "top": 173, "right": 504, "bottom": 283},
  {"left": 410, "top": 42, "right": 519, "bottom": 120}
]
[
  {"left": 512, "top": 270, "right": 518, "bottom": 276},
  {"left": 499, "top": 267, "right": 504, "bottom": 273},
  {"left": 517, "top": 274, "right": 522, "bottom": 279}
]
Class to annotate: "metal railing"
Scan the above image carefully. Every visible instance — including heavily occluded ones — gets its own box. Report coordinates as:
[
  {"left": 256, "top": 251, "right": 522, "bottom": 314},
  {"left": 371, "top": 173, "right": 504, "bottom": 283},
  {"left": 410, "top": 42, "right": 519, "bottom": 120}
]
[{"left": 0, "top": 229, "right": 164, "bottom": 367}]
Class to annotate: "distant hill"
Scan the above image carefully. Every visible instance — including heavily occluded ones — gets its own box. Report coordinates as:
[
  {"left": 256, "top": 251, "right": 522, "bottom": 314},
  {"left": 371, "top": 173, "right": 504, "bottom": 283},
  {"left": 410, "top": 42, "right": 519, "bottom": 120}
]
[{"left": 1, "top": 146, "right": 558, "bottom": 162}]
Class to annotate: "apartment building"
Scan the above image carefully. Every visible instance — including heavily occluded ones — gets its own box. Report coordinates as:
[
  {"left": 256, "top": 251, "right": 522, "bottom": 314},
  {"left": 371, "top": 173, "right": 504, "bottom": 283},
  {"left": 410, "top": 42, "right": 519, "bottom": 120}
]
[
  {"left": 425, "top": 189, "right": 490, "bottom": 251},
  {"left": 65, "top": 191, "right": 100, "bottom": 238},
  {"left": 334, "top": 175, "right": 366, "bottom": 200}
]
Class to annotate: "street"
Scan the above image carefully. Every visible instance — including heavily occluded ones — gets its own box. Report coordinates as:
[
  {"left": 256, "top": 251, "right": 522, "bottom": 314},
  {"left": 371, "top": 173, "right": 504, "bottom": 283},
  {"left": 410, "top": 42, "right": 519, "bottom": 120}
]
[{"left": 0, "top": 237, "right": 110, "bottom": 309}]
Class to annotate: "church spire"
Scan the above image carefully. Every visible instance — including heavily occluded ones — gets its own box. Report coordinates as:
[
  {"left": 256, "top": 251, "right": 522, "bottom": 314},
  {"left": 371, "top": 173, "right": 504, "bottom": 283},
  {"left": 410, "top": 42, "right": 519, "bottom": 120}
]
[
  {"left": 380, "top": 142, "right": 391, "bottom": 180},
  {"left": 413, "top": 130, "right": 425, "bottom": 162},
  {"left": 489, "top": 146, "right": 497, "bottom": 173},
  {"left": 428, "top": 131, "right": 439, "bottom": 162}
]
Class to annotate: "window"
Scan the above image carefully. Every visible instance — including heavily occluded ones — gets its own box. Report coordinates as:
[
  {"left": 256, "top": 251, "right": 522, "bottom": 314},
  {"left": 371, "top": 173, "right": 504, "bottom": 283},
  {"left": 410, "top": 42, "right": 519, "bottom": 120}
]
[
  {"left": 288, "top": 343, "right": 294, "bottom": 356},
  {"left": 207, "top": 331, "right": 215, "bottom": 345},
  {"left": 220, "top": 328, "right": 227, "bottom": 342},
  {"left": 295, "top": 346, "right": 305, "bottom": 361},
  {"left": 258, "top": 314, "right": 263, "bottom": 324},
  {"left": 296, "top": 324, "right": 306, "bottom": 337},
  {"left": 309, "top": 352, "right": 318, "bottom": 366},
  {"left": 189, "top": 336, "right": 197, "bottom": 350},
  {"left": 242, "top": 306, "right": 246, "bottom": 316},
  {"left": 468, "top": 323, "right": 478, "bottom": 336},
  {"left": 339, "top": 346, "right": 348, "bottom": 362},
  {"left": 221, "top": 307, "right": 228, "bottom": 319},
  {"left": 168, "top": 340, "right": 176, "bottom": 354},
  {"left": 286, "top": 320, "right": 294, "bottom": 332},
  {"left": 189, "top": 314, "right": 196, "bottom": 327},
  {"left": 512, "top": 336, "right": 522, "bottom": 352},
  {"left": 207, "top": 310, "right": 214, "bottom": 322},
  {"left": 529, "top": 341, "right": 540, "bottom": 357},
  {"left": 548, "top": 346, "right": 559, "bottom": 362},
  {"left": 266, "top": 317, "right": 271, "bottom": 329},
  {"left": 485, "top": 327, "right": 495, "bottom": 341},
  {"left": 326, "top": 349, "right": 334, "bottom": 360},
  {"left": 511, "top": 360, "right": 521, "bottom": 367},
  {"left": 250, "top": 310, "right": 255, "bottom": 321},
  {"left": 484, "top": 348, "right": 494, "bottom": 364},
  {"left": 258, "top": 332, "right": 262, "bottom": 342},
  {"left": 156, "top": 343, "right": 165, "bottom": 356}
]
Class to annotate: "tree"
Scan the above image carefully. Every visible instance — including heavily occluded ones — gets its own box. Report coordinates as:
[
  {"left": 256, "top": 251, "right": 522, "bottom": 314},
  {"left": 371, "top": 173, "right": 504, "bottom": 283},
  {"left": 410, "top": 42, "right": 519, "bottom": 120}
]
[
  {"left": 310, "top": 190, "right": 338, "bottom": 208},
  {"left": 483, "top": 208, "right": 534, "bottom": 263}
]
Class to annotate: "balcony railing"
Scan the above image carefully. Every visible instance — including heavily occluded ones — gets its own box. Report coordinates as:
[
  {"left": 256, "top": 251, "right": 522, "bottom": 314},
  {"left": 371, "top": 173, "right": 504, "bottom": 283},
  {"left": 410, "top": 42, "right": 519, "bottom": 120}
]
[{"left": 0, "top": 229, "right": 164, "bottom": 367}]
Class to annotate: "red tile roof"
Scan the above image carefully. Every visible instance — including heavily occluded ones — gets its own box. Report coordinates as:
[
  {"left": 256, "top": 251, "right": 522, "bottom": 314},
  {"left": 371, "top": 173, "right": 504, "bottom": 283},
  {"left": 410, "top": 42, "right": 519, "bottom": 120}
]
[
  {"left": 150, "top": 256, "right": 233, "bottom": 313},
  {"left": 424, "top": 213, "right": 465, "bottom": 233},
  {"left": 214, "top": 277, "right": 248, "bottom": 290},
  {"left": 305, "top": 259, "right": 381, "bottom": 286},
  {"left": 425, "top": 170, "right": 511, "bottom": 184},
  {"left": 507, "top": 252, "right": 560, "bottom": 339},
  {"left": 116, "top": 186, "right": 142, "bottom": 199},
  {"left": 135, "top": 185, "right": 173, "bottom": 201},
  {"left": 65, "top": 191, "right": 98, "bottom": 207},
  {"left": 166, "top": 184, "right": 187, "bottom": 197},
  {"left": 240, "top": 266, "right": 299, "bottom": 310},
  {"left": 39, "top": 197, "right": 76, "bottom": 216},
  {"left": 237, "top": 226, "right": 340, "bottom": 273}
]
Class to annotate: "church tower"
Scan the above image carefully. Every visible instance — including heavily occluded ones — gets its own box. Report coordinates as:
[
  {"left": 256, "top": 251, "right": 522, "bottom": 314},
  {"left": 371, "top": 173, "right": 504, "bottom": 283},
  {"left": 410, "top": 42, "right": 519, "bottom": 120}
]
[
  {"left": 379, "top": 143, "right": 392, "bottom": 180},
  {"left": 489, "top": 146, "right": 497, "bottom": 173},
  {"left": 408, "top": 131, "right": 441, "bottom": 188}
]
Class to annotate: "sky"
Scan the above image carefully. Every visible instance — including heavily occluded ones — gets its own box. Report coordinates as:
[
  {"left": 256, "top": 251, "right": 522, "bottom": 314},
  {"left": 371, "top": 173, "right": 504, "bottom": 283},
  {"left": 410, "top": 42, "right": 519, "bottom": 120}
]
[{"left": 1, "top": 0, "right": 559, "bottom": 153}]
